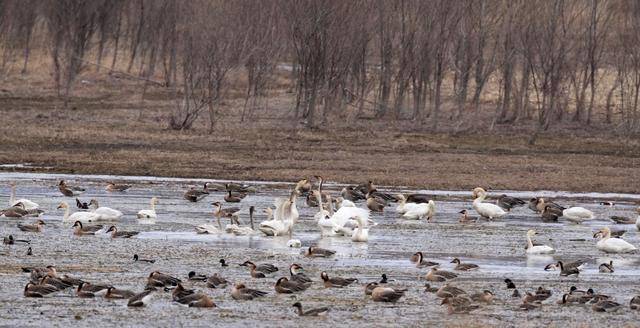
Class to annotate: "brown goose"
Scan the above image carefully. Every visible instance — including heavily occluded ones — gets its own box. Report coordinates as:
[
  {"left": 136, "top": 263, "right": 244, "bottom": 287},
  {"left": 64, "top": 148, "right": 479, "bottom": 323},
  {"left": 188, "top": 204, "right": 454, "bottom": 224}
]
[
  {"left": 224, "top": 190, "right": 245, "bottom": 203},
  {"left": 127, "top": 288, "right": 155, "bottom": 307},
  {"left": 175, "top": 292, "right": 216, "bottom": 308},
  {"left": 289, "top": 264, "right": 312, "bottom": 284},
  {"left": 275, "top": 277, "right": 311, "bottom": 293},
  {"left": 341, "top": 186, "right": 366, "bottom": 201},
  {"left": 496, "top": 194, "right": 526, "bottom": 211},
  {"left": 592, "top": 300, "right": 622, "bottom": 312},
  {"left": 1, "top": 203, "right": 28, "bottom": 218},
  {"left": 370, "top": 285, "right": 407, "bottom": 302},
  {"left": 441, "top": 296, "right": 479, "bottom": 314},
  {"left": 225, "top": 183, "right": 254, "bottom": 193},
  {"left": 630, "top": 296, "right": 640, "bottom": 310},
  {"left": 183, "top": 183, "right": 210, "bottom": 202},
  {"left": 533, "top": 197, "right": 565, "bottom": 213},
  {"left": 450, "top": 258, "right": 479, "bottom": 271},
  {"left": 106, "top": 182, "right": 131, "bottom": 192},
  {"left": 40, "top": 276, "right": 72, "bottom": 290},
  {"left": 105, "top": 287, "right": 136, "bottom": 299},
  {"left": 610, "top": 216, "right": 636, "bottom": 224},
  {"left": 17, "top": 220, "right": 45, "bottom": 233},
  {"left": 58, "top": 180, "right": 85, "bottom": 197},
  {"left": 412, "top": 252, "right": 439, "bottom": 268},
  {"left": 45, "top": 266, "right": 83, "bottom": 287},
  {"left": 471, "top": 290, "right": 494, "bottom": 304},
  {"left": 541, "top": 205, "right": 561, "bottom": 222},
  {"left": 76, "top": 282, "right": 97, "bottom": 298},
  {"left": 425, "top": 268, "right": 457, "bottom": 282},
  {"left": 436, "top": 284, "right": 467, "bottom": 298},
  {"left": 304, "top": 246, "right": 336, "bottom": 258},
  {"left": 292, "top": 302, "right": 330, "bottom": 316},
  {"left": 105, "top": 226, "right": 139, "bottom": 238},
  {"left": 79, "top": 281, "right": 110, "bottom": 295},
  {"left": 24, "top": 282, "right": 58, "bottom": 297},
  {"left": 321, "top": 271, "right": 357, "bottom": 288},
  {"left": 231, "top": 283, "right": 268, "bottom": 300},
  {"left": 366, "top": 195, "right": 386, "bottom": 212},
  {"left": 557, "top": 293, "right": 582, "bottom": 305},
  {"left": 171, "top": 283, "right": 196, "bottom": 301},
  {"left": 206, "top": 273, "right": 228, "bottom": 289},
  {"left": 458, "top": 209, "right": 478, "bottom": 223},
  {"left": 72, "top": 221, "right": 103, "bottom": 236},
  {"left": 556, "top": 260, "right": 585, "bottom": 276},
  {"left": 240, "top": 261, "right": 278, "bottom": 278},
  {"left": 147, "top": 271, "right": 181, "bottom": 287}
]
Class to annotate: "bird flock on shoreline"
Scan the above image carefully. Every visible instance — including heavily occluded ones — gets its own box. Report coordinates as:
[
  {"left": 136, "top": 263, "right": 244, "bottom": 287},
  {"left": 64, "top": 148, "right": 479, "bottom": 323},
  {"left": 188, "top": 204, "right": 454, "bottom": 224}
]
[{"left": 2, "top": 177, "right": 640, "bottom": 316}]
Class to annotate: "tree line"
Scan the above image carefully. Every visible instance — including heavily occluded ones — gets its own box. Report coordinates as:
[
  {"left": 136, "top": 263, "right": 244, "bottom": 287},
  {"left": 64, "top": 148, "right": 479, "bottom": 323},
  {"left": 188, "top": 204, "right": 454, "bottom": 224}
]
[{"left": 1, "top": 0, "right": 639, "bottom": 138}]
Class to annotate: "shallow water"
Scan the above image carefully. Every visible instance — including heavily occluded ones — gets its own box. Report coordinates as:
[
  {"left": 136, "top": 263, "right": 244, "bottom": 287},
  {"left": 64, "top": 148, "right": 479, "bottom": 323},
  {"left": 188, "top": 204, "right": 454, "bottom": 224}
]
[{"left": 1, "top": 172, "right": 639, "bottom": 327}]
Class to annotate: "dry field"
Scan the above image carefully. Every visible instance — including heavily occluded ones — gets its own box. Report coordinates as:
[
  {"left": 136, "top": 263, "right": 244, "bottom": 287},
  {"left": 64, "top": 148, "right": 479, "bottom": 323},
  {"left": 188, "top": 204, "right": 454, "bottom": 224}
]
[{"left": 0, "top": 57, "right": 639, "bottom": 193}]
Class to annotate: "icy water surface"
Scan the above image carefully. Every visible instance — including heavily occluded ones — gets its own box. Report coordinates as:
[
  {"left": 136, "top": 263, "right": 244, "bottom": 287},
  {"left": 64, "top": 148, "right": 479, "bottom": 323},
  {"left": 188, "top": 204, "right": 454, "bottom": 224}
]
[{"left": 0, "top": 172, "right": 639, "bottom": 327}]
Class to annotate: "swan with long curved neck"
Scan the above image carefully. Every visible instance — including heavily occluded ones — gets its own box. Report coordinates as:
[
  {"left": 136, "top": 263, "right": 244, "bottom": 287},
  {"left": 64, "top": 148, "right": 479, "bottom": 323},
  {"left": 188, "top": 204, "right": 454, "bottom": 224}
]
[
  {"left": 137, "top": 197, "right": 158, "bottom": 220},
  {"left": 594, "top": 227, "right": 637, "bottom": 253},
  {"left": 315, "top": 176, "right": 335, "bottom": 235},
  {"left": 57, "top": 202, "right": 101, "bottom": 224},
  {"left": 525, "top": 230, "right": 555, "bottom": 254},
  {"left": 9, "top": 182, "right": 39, "bottom": 210},
  {"left": 472, "top": 188, "right": 506, "bottom": 219},
  {"left": 259, "top": 190, "right": 298, "bottom": 236},
  {"left": 351, "top": 215, "right": 370, "bottom": 242},
  {"left": 89, "top": 199, "right": 123, "bottom": 220}
]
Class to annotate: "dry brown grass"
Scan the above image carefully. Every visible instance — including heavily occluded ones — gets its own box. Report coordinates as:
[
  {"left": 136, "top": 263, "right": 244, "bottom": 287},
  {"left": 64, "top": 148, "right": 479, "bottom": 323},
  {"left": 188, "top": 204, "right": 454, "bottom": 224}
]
[{"left": 1, "top": 53, "right": 639, "bottom": 193}]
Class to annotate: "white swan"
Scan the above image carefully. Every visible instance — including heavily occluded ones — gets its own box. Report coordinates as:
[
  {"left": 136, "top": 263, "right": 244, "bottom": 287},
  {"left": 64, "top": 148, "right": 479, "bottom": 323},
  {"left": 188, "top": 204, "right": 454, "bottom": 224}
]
[
  {"left": 351, "top": 215, "right": 370, "bottom": 242},
  {"left": 526, "top": 230, "right": 555, "bottom": 254},
  {"left": 137, "top": 197, "right": 158, "bottom": 219},
  {"left": 259, "top": 191, "right": 298, "bottom": 236},
  {"left": 594, "top": 227, "right": 637, "bottom": 253},
  {"left": 402, "top": 200, "right": 436, "bottom": 220},
  {"left": 636, "top": 207, "right": 640, "bottom": 231},
  {"left": 326, "top": 206, "right": 371, "bottom": 237},
  {"left": 472, "top": 188, "right": 507, "bottom": 219},
  {"left": 57, "top": 202, "right": 101, "bottom": 224},
  {"left": 225, "top": 206, "right": 257, "bottom": 236},
  {"left": 89, "top": 199, "right": 123, "bottom": 220},
  {"left": 195, "top": 224, "right": 220, "bottom": 234},
  {"left": 395, "top": 195, "right": 409, "bottom": 214},
  {"left": 562, "top": 207, "right": 595, "bottom": 224},
  {"left": 9, "top": 182, "right": 39, "bottom": 210}
]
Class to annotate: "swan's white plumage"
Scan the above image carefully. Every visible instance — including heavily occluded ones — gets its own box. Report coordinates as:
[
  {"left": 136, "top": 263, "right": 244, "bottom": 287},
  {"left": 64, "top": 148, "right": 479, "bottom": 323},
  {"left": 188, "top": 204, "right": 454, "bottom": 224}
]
[
  {"left": 9, "top": 184, "right": 39, "bottom": 210},
  {"left": 562, "top": 207, "right": 595, "bottom": 223},
  {"left": 402, "top": 201, "right": 436, "bottom": 220},
  {"left": 59, "top": 202, "right": 101, "bottom": 224},
  {"left": 526, "top": 230, "right": 555, "bottom": 255},
  {"left": 137, "top": 197, "right": 158, "bottom": 219},
  {"left": 195, "top": 224, "right": 220, "bottom": 234},
  {"left": 472, "top": 188, "right": 507, "bottom": 219},
  {"left": 596, "top": 227, "right": 637, "bottom": 253},
  {"left": 351, "top": 215, "right": 370, "bottom": 242},
  {"left": 90, "top": 201, "right": 123, "bottom": 220},
  {"left": 259, "top": 192, "right": 298, "bottom": 236}
]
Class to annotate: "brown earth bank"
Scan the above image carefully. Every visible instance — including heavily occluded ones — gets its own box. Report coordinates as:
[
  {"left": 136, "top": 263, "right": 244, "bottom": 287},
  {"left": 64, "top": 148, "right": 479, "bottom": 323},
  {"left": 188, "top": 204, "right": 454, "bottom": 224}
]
[{"left": 0, "top": 72, "right": 639, "bottom": 194}]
